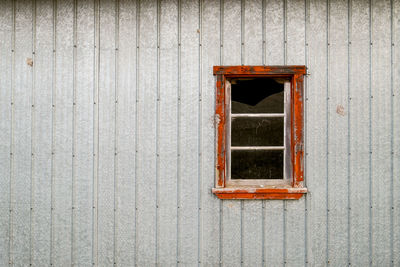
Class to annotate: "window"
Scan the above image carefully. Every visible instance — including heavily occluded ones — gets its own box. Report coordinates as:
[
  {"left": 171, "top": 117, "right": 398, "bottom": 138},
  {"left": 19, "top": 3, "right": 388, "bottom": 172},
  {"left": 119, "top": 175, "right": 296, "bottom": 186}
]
[{"left": 212, "top": 66, "right": 307, "bottom": 199}]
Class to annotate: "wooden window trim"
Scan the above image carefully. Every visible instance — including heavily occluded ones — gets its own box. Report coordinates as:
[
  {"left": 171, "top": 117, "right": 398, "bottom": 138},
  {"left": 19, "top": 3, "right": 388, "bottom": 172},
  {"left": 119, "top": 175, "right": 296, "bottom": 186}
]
[{"left": 212, "top": 66, "right": 307, "bottom": 200}]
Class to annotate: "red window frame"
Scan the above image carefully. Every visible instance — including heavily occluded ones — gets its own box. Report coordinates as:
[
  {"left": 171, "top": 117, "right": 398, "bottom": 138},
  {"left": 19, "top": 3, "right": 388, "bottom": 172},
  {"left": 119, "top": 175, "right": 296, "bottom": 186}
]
[{"left": 212, "top": 66, "right": 307, "bottom": 200}]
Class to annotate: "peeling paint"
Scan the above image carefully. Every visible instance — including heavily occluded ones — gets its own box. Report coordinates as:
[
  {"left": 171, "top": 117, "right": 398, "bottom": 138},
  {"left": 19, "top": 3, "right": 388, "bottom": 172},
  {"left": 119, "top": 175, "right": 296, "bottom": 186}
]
[
  {"left": 336, "top": 104, "right": 345, "bottom": 116},
  {"left": 26, "top": 58, "right": 33, "bottom": 67}
]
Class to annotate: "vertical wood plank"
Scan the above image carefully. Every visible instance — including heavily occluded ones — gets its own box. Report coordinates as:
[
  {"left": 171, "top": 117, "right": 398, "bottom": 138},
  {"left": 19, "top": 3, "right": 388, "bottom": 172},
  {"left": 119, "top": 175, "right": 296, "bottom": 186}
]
[
  {"left": 265, "top": 0, "right": 284, "bottom": 66},
  {"left": 115, "top": 0, "right": 136, "bottom": 266},
  {"left": 242, "top": 0, "right": 263, "bottom": 266},
  {"left": 136, "top": 0, "right": 157, "bottom": 264},
  {"left": 243, "top": 0, "right": 262, "bottom": 65},
  {"left": 158, "top": 0, "right": 178, "bottom": 265},
  {"left": 263, "top": 0, "right": 285, "bottom": 265},
  {"left": 306, "top": 0, "right": 328, "bottom": 265},
  {"left": 393, "top": 1, "right": 400, "bottom": 265},
  {"left": 349, "top": 0, "right": 370, "bottom": 265},
  {"left": 53, "top": 0, "right": 73, "bottom": 265},
  {"left": 285, "top": 0, "right": 306, "bottom": 266},
  {"left": 92, "top": 0, "right": 100, "bottom": 264},
  {"left": 0, "top": 1, "right": 12, "bottom": 265},
  {"left": 371, "top": 0, "right": 392, "bottom": 265},
  {"left": 97, "top": 0, "right": 116, "bottom": 265},
  {"left": 200, "top": 0, "right": 221, "bottom": 265},
  {"left": 222, "top": 0, "right": 242, "bottom": 266},
  {"left": 179, "top": 0, "right": 200, "bottom": 265},
  {"left": 73, "top": 0, "right": 95, "bottom": 265},
  {"left": 31, "top": 0, "right": 53, "bottom": 265},
  {"left": 327, "top": 0, "right": 349, "bottom": 265},
  {"left": 242, "top": 199, "right": 262, "bottom": 267},
  {"left": 12, "top": 0, "right": 33, "bottom": 264}
]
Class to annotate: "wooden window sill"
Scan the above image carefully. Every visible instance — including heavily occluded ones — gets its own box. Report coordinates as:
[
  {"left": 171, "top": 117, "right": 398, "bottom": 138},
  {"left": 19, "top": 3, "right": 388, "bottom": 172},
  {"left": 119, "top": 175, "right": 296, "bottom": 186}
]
[{"left": 212, "top": 187, "right": 307, "bottom": 200}]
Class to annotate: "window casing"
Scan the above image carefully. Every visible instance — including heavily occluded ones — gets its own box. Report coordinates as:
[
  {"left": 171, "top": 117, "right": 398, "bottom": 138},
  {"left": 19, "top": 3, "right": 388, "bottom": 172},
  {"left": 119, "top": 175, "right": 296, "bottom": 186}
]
[{"left": 212, "top": 66, "right": 307, "bottom": 200}]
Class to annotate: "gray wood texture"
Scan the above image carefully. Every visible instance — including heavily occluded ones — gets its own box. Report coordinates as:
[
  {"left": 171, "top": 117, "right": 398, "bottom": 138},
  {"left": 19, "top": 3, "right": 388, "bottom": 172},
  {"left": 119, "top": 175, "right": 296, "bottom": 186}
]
[
  {"left": 327, "top": 0, "right": 349, "bottom": 265},
  {"left": 12, "top": 0, "right": 33, "bottom": 265},
  {"left": 200, "top": 0, "right": 221, "bottom": 265},
  {"left": 349, "top": 0, "right": 370, "bottom": 265},
  {"left": 0, "top": 0, "right": 399, "bottom": 266},
  {"left": 116, "top": 0, "right": 136, "bottom": 265},
  {"left": 0, "top": 1, "right": 12, "bottom": 266},
  {"left": 53, "top": 1, "right": 74, "bottom": 265},
  {"left": 158, "top": 0, "right": 178, "bottom": 265},
  {"left": 136, "top": 0, "right": 157, "bottom": 265},
  {"left": 371, "top": 1, "right": 392, "bottom": 266},
  {"left": 98, "top": 0, "right": 116, "bottom": 265},
  {"left": 393, "top": 1, "right": 400, "bottom": 265},
  {"left": 74, "top": 0, "right": 95, "bottom": 265},
  {"left": 306, "top": 0, "right": 328, "bottom": 266},
  {"left": 32, "top": 0, "right": 53, "bottom": 265}
]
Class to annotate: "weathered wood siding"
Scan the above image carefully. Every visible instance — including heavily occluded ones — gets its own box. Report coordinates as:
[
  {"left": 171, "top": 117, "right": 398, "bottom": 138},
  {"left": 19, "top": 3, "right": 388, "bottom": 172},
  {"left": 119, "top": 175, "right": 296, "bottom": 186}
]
[{"left": 0, "top": 0, "right": 399, "bottom": 266}]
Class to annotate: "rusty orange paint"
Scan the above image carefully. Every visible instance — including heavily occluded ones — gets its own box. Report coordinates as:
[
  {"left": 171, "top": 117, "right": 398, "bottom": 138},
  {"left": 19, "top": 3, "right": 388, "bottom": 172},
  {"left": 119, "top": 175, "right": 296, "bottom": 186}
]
[
  {"left": 213, "top": 65, "right": 307, "bottom": 200},
  {"left": 212, "top": 187, "right": 307, "bottom": 200},
  {"left": 215, "top": 74, "right": 225, "bottom": 187},
  {"left": 213, "top": 65, "right": 307, "bottom": 76},
  {"left": 293, "top": 75, "right": 304, "bottom": 187}
]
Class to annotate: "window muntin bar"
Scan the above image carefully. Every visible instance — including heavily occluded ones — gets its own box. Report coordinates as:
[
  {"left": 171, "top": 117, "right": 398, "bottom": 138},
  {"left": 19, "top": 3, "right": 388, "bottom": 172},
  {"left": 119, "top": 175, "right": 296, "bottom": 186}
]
[
  {"left": 231, "top": 113, "right": 284, "bottom": 118},
  {"left": 230, "top": 146, "right": 285, "bottom": 150}
]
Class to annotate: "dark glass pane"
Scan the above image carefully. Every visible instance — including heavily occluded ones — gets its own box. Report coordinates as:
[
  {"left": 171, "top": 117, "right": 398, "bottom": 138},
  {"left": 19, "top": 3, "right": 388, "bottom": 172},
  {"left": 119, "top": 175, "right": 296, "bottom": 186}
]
[
  {"left": 231, "top": 150, "right": 283, "bottom": 179},
  {"left": 231, "top": 117, "right": 283, "bottom": 146},
  {"left": 231, "top": 78, "right": 284, "bottom": 113}
]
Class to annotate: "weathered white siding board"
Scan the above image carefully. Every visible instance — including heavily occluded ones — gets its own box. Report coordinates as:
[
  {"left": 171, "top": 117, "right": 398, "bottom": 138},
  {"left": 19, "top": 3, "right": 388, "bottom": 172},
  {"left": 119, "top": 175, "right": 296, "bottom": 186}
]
[
  {"left": 158, "top": 0, "right": 178, "bottom": 264},
  {"left": 2, "top": 0, "right": 400, "bottom": 266},
  {"left": 221, "top": 1, "right": 242, "bottom": 266},
  {"left": 74, "top": 0, "right": 95, "bottom": 265},
  {"left": 0, "top": 1, "right": 12, "bottom": 265},
  {"left": 349, "top": 0, "right": 370, "bottom": 265},
  {"left": 263, "top": 0, "right": 285, "bottom": 265},
  {"left": 244, "top": 0, "right": 263, "bottom": 65},
  {"left": 53, "top": 1, "right": 74, "bottom": 265},
  {"left": 92, "top": 1, "right": 100, "bottom": 264},
  {"left": 285, "top": 0, "right": 307, "bottom": 265},
  {"left": 305, "top": 0, "right": 328, "bottom": 265},
  {"left": 179, "top": 1, "right": 200, "bottom": 265},
  {"left": 242, "top": 0, "right": 263, "bottom": 266},
  {"left": 327, "top": 0, "right": 349, "bottom": 265},
  {"left": 200, "top": 0, "right": 221, "bottom": 264},
  {"left": 12, "top": 0, "right": 33, "bottom": 264},
  {"left": 98, "top": 0, "right": 116, "bottom": 265},
  {"left": 115, "top": 0, "right": 136, "bottom": 265},
  {"left": 31, "top": 0, "right": 53, "bottom": 265},
  {"left": 371, "top": 0, "right": 392, "bottom": 266},
  {"left": 393, "top": 0, "right": 400, "bottom": 263},
  {"left": 265, "top": 0, "right": 285, "bottom": 65},
  {"left": 136, "top": 0, "right": 157, "bottom": 264}
]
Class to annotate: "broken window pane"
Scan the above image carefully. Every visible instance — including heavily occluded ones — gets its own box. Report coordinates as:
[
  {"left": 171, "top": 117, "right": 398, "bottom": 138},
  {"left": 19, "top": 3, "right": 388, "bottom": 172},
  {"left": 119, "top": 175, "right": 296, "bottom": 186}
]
[
  {"left": 231, "top": 117, "right": 284, "bottom": 146},
  {"left": 231, "top": 78, "right": 284, "bottom": 113},
  {"left": 231, "top": 150, "right": 283, "bottom": 179}
]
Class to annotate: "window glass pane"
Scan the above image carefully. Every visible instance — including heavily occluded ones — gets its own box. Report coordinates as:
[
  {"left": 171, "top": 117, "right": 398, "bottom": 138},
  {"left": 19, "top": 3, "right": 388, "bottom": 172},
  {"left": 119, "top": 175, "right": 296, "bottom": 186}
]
[
  {"left": 231, "top": 117, "right": 283, "bottom": 146},
  {"left": 231, "top": 78, "right": 284, "bottom": 113},
  {"left": 231, "top": 150, "right": 283, "bottom": 179}
]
